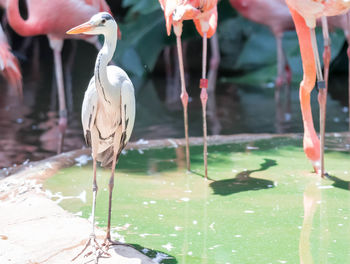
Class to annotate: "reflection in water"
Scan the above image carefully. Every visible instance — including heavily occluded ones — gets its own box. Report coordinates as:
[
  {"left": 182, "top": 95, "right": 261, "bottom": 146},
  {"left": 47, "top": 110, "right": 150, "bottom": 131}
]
[
  {"left": 210, "top": 158, "right": 276, "bottom": 195},
  {"left": 299, "top": 181, "right": 321, "bottom": 264}
]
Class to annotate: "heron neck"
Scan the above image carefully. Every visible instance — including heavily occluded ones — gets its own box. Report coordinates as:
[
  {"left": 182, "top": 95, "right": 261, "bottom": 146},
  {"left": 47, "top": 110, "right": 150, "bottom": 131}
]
[{"left": 94, "top": 27, "right": 117, "bottom": 104}]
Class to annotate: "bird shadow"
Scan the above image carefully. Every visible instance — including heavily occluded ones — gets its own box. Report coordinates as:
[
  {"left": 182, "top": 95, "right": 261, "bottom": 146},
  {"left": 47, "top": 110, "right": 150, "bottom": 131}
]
[
  {"left": 326, "top": 174, "right": 350, "bottom": 192},
  {"left": 210, "top": 158, "right": 277, "bottom": 196},
  {"left": 114, "top": 244, "right": 178, "bottom": 264}
]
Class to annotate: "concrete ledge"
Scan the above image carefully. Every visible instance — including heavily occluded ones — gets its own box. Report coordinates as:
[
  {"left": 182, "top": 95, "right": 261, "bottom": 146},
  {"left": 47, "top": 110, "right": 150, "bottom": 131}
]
[
  {"left": 0, "top": 176, "right": 154, "bottom": 263},
  {"left": 1, "top": 133, "right": 300, "bottom": 180}
]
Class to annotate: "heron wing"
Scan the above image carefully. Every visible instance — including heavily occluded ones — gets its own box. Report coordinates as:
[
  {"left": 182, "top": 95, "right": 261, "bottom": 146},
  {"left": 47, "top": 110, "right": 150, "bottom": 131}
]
[
  {"left": 113, "top": 78, "right": 136, "bottom": 162},
  {"left": 81, "top": 77, "right": 98, "bottom": 147},
  {"left": 121, "top": 79, "right": 136, "bottom": 144},
  {"left": 95, "top": 67, "right": 135, "bottom": 168}
]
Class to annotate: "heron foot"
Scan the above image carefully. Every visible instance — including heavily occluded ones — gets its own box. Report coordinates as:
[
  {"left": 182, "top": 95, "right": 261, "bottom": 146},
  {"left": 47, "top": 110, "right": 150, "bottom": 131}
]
[
  {"left": 103, "top": 238, "right": 135, "bottom": 252},
  {"left": 72, "top": 234, "right": 111, "bottom": 263}
]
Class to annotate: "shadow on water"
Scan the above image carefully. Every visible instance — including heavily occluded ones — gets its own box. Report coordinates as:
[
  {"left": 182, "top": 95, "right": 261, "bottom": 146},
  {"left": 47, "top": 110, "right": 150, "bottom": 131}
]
[
  {"left": 326, "top": 174, "right": 350, "bottom": 191},
  {"left": 209, "top": 158, "right": 277, "bottom": 196},
  {"left": 129, "top": 244, "right": 177, "bottom": 264}
]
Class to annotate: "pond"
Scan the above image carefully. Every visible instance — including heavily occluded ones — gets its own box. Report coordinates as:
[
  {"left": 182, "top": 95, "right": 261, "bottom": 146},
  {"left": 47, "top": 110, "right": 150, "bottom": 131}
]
[{"left": 44, "top": 135, "right": 350, "bottom": 263}]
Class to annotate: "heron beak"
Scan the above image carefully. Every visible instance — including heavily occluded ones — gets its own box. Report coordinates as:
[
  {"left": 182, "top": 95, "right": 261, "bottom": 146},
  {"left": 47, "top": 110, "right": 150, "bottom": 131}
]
[{"left": 66, "top": 22, "right": 95, "bottom": 35}]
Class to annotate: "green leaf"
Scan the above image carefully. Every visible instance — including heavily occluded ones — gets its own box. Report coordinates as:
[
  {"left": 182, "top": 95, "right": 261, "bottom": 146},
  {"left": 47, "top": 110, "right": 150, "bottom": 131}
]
[{"left": 114, "top": 9, "right": 168, "bottom": 76}]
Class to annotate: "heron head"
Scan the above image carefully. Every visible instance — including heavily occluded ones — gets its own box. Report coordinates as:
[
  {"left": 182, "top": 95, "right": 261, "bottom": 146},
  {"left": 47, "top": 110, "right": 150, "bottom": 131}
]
[{"left": 66, "top": 12, "right": 117, "bottom": 36}]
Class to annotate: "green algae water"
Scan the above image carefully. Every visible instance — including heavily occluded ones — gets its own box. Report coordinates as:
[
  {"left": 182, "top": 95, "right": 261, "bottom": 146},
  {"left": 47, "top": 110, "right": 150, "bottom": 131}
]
[{"left": 44, "top": 135, "right": 350, "bottom": 263}]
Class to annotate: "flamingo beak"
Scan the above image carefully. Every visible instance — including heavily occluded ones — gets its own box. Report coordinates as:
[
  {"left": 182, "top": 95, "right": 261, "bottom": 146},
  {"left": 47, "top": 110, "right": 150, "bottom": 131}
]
[{"left": 66, "top": 21, "right": 95, "bottom": 35}]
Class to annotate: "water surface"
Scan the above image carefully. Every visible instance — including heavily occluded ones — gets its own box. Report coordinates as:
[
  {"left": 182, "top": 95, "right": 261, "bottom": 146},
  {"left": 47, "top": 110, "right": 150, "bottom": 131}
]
[{"left": 44, "top": 135, "right": 350, "bottom": 263}]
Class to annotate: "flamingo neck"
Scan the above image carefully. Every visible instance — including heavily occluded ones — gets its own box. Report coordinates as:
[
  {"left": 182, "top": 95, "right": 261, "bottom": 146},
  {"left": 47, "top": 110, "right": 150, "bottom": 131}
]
[
  {"left": 94, "top": 26, "right": 117, "bottom": 104},
  {"left": 288, "top": 4, "right": 320, "bottom": 163},
  {"left": 7, "top": 0, "right": 38, "bottom": 36}
]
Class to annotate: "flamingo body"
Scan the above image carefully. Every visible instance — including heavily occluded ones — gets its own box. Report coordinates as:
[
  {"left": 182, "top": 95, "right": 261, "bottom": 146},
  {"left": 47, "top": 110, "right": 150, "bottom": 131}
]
[
  {"left": 286, "top": 0, "right": 350, "bottom": 27},
  {"left": 230, "top": 0, "right": 294, "bottom": 87},
  {"left": 160, "top": 0, "right": 218, "bottom": 38},
  {"left": 230, "top": 0, "right": 294, "bottom": 36},
  {"left": 7, "top": 0, "right": 110, "bottom": 41}
]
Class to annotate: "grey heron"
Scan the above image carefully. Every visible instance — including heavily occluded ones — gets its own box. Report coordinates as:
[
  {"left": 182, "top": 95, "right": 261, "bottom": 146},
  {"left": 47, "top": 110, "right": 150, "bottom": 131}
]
[{"left": 67, "top": 12, "right": 135, "bottom": 259}]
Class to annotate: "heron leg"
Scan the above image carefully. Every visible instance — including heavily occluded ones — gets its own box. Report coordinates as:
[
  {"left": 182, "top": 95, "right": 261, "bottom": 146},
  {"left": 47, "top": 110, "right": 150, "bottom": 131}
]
[
  {"left": 103, "top": 134, "right": 135, "bottom": 252},
  {"left": 200, "top": 32, "right": 209, "bottom": 180},
  {"left": 176, "top": 30, "right": 191, "bottom": 171},
  {"left": 105, "top": 156, "right": 117, "bottom": 243},
  {"left": 72, "top": 155, "right": 110, "bottom": 262},
  {"left": 49, "top": 37, "right": 67, "bottom": 154}
]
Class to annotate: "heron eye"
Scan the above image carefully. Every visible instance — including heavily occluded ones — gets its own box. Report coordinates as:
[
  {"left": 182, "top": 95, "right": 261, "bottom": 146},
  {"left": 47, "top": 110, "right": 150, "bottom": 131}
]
[{"left": 101, "top": 19, "right": 106, "bottom": 24}]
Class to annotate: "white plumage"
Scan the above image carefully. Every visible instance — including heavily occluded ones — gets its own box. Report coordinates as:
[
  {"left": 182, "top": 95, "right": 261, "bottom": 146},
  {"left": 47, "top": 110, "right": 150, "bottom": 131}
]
[{"left": 82, "top": 65, "right": 135, "bottom": 167}]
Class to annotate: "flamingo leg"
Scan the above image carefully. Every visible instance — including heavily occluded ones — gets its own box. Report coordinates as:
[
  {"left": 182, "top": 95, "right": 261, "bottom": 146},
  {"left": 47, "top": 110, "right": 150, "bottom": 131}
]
[
  {"left": 275, "top": 33, "right": 285, "bottom": 92},
  {"left": 164, "top": 46, "right": 173, "bottom": 104},
  {"left": 207, "top": 33, "right": 222, "bottom": 135},
  {"left": 347, "top": 13, "right": 350, "bottom": 132},
  {"left": 200, "top": 32, "right": 209, "bottom": 180},
  {"left": 175, "top": 32, "right": 191, "bottom": 171},
  {"left": 49, "top": 38, "right": 67, "bottom": 154},
  {"left": 311, "top": 18, "right": 328, "bottom": 178},
  {"left": 321, "top": 17, "right": 331, "bottom": 178},
  {"left": 64, "top": 41, "right": 77, "bottom": 114}
]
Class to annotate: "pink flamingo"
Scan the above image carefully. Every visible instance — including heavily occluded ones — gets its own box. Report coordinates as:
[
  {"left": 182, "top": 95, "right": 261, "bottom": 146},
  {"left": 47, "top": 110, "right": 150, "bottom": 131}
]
[
  {"left": 286, "top": 0, "right": 350, "bottom": 177},
  {"left": 0, "top": 23, "right": 22, "bottom": 97},
  {"left": 159, "top": 0, "right": 218, "bottom": 179},
  {"left": 230, "top": 0, "right": 294, "bottom": 90},
  {"left": 6, "top": 0, "right": 111, "bottom": 153}
]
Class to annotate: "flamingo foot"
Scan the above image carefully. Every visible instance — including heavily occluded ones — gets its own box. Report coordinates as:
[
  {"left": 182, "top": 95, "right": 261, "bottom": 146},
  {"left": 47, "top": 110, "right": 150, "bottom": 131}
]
[
  {"left": 72, "top": 234, "right": 110, "bottom": 263},
  {"left": 180, "top": 91, "right": 190, "bottom": 171}
]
